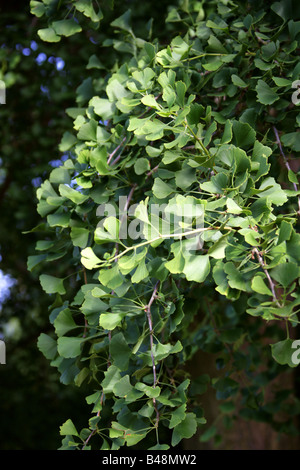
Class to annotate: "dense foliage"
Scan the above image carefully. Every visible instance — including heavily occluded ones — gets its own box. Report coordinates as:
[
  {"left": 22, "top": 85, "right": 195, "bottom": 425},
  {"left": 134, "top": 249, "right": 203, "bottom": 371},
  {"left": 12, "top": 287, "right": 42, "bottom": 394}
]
[{"left": 3, "top": 0, "right": 300, "bottom": 450}]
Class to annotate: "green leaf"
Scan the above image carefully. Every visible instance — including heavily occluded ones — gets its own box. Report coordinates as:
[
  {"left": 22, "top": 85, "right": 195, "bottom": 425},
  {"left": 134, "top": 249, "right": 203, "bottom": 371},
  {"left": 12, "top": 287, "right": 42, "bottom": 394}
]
[
  {"left": 111, "top": 9, "right": 132, "bottom": 33},
  {"left": 281, "top": 132, "right": 300, "bottom": 152},
  {"left": 54, "top": 309, "right": 77, "bottom": 337},
  {"left": 87, "top": 55, "right": 105, "bottom": 70},
  {"left": 27, "top": 254, "right": 47, "bottom": 271},
  {"left": 81, "top": 247, "right": 102, "bottom": 270},
  {"left": 60, "top": 419, "right": 79, "bottom": 437},
  {"left": 257, "top": 177, "right": 288, "bottom": 206},
  {"left": 113, "top": 375, "right": 133, "bottom": 398},
  {"left": 182, "top": 254, "right": 210, "bottom": 283},
  {"left": 141, "top": 94, "right": 160, "bottom": 109},
  {"left": 77, "top": 120, "right": 97, "bottom": 141},
  {"left": 288, "top": 169, "right": 299, "bottom": 184},
  {"left": 106, "top": 79, "right": 130, "bottom": 103},
  {"left": 94, "top": 217, "right": 120, "bottom": 244},
  {"left": 59, "top": 132, "right": 77, "bottom": 152},
  {"left": 50, "top": 167, "right": 71, "bottom": 185},
  {"left": 30, "top": 1, "right": 46, "bottom": 17},
  {"left": 256, "top": 79, "right": 279, "bottom": 105},
  {"left": 135, "top": 383, "right": 161, "bottom": 398},
  {"left": 148, "top": 444, "right": 170, "bottom": 450},
  {"left": 37, "top": 27, "right": 60, "bottom": 43},
  {"left": 75, "top": 0, "right": 103, "bottom": 22},
  {"left": 47, "top": 212, "right": 71, "bottom": 228},
  {"left": 278, "top": 221, "right": 293, "bottom": 245},
  {"left": 99, "top": 312, "right": 125, "bottom": 330},
  {"left": 224, "top": 262, "right": 247, "bottom": 291},
  {"left": 175, "top": 80, "right": 187, "bottom": 107},
  {"left": 270, "top": 262, "right": 299, "bottom": 288},
  {"left": 171, "top": 413, "right": 198, "bottom": 446},
  {"left": 286, "top": 232, "right": 300, "bottom": 262},
  {"left": 37, "top": 333, "right": 57, "bottom": 360},
  {"left": 165, "top": 249, "right": 185, "bottom": 274},
  {"left": 139, "top": 119, "right": 167, "bottom": 141},
  {"left": 131, "top": 258, "right": 149, "bottom": 283},
  {"left": 251, "top": 275, "right": 273, "bottom": 296},
  {"left": 221, "top": 120, "right": 233, "bottom": 144},
  {"left": 272, "top": 77, "right": 292, "bottom": 87},
  {"left": 271, "top": 339, "right": 297, "bottom": 368},
  {"left": 271, "top": 1, "right": 294, "bottom": 21},
  {"left": 200, "top": 172, "right": 228, "bottom": 194},
  {"left": 226, "top": 198, "right": 243, "bottom": 214},
  {"left": 59, "top": 184, "right": 89, "bottom": 204},
  {"left": 153, "top": 340, "right": 183, "bottom": 362},
  {"left": 208, "top": 235, "right": 229, "bottom": 259},
  {"left": 202, "top": 60, "right": 223, "bottom": 71},
  {"left": 134, "top": 158, "right": 150, "bottom": 175},
  {"left": 70, "top": 227, "right": 89, "bottom": 248},
  {"left": 102, "top": 365, "right": 122, "bottom": 394},
  {"left": 239, "top": 227, "right": 261, "bottom": 246},
  {"left": 39, "top": 274, "right": 66, "bottom": 295},
  {"left": 57, "top": 337, "right": 84, "bottom": 358},
  {"left": 99, "top": 264, "right": 124, "bottom": 289},
  {"left": 89, "top": 97, "right": 116, "bottom": 120},
  {"left": 109, "top": 332, "right": 131, "bottom": 370},
  {"left": 175, "top": 167, "right": 196, "bottom": 190},
  {"left": 52, "top": 19, "right": 82, "bottom": 37},
  {"left": 89, "top": 147, "right": 110, "bottom": 175},
  {"left": 153, "top": 177, "right": 174, "bottom": 199},
  {"left": 219, "top": 328, "right": 243, "bottom": 344},
  {"left": 232, "top": 121, "right": 256, "bottom": 148},
  {"left": 231, "top": 74, "right": 247, "bottom": 88},
  {"left": 169, "top": 404, "right": 186, "bottom": 429}
]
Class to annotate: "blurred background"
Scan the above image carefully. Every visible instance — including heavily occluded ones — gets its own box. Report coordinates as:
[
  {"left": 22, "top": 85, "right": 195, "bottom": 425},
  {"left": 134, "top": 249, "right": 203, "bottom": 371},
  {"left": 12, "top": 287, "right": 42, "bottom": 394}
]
[{"left": 0, "top": 0, "right": 91, "bottom": 449}]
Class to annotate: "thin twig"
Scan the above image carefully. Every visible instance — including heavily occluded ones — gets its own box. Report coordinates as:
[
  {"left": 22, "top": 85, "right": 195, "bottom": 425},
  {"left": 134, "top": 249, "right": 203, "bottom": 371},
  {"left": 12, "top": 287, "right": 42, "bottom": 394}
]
[
  {"left": 146, "top": 164, "right": 159, "bottom": 180},
  {"left": 185, "top": 119, "right": 210, "bottom": 157},
  {"left": 252, "top": 248, "right": 281, "bottom": 307},
  {"left": 101, "top": 225, "right": 233, "bottom": 267},
  {"left": 124, "top": 184, "right": 138, "bottom": 212},
  {"left": 109, "top": 185, "right": 137, "bottom": 360},
  {"left": 82, "top": 393, "right": 104, "bottom": 450},
  {"left": 107, "top": 137, "right": 127, "bottom": 165},
  {"left": 83, "top": 267, "right": 88, "bottom": 338},
  {"left": 146, "top": 281, "right": 160, "bottom": 427}
]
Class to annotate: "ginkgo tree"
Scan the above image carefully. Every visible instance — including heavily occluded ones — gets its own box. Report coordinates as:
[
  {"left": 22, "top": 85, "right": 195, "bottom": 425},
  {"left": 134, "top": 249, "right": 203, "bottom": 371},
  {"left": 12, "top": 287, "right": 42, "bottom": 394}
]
[{"left": 29, "top": 0, "right": 300, "bottom": 450}]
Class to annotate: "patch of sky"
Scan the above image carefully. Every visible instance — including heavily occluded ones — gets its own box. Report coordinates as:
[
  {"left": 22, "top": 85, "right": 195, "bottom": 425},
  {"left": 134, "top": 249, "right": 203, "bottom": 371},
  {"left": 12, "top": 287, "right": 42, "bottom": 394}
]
[
  {"left": 49, "top": 154, "right": 69, "bottom": 168},
  {"left": 0, "top": 269, "right": 16, "bottom": 312},
  {"left": 30, "top": 40, "right": 38, "bottom": 51},
  {"left": 48, "top": 56, "right": 65, "bottom": 71},
  {"left": 36, "top": 52, "right": 47, "bottom": 65},
  {"left": 40, "top": 84, "right": 49, "bottom": 95},
  {"left": 31, "top": 176, "right": 43, "bottom": 188},
  {"left": 22, "top": 47, "right": 31, "bottom": 56}
]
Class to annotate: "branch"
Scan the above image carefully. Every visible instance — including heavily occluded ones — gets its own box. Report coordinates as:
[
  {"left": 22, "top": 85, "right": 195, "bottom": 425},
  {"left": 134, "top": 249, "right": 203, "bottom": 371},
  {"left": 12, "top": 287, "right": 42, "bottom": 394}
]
[
  {"left": 102, "top": 225, "right": 233, "bottom": 267},
  {"left": 185, "top": 120, "right": 210, "bottom": 157},
  {"left": 82, "top": 267, "right": 88, "bottom": 338},
  {"left": 252, "top": 248, "right": 281, "bottom": 307},
  {"left": 146, "top": 281, "right": 160, "bottom": 427},
  {"left": 107, "top": 137, "right": 127, "bottom": 165},
  {"left": 146, "top": 164, "right": 159, "bottom": 180},
  {"left": 82, "top": 393, "right": 104, "bottom": 450}
]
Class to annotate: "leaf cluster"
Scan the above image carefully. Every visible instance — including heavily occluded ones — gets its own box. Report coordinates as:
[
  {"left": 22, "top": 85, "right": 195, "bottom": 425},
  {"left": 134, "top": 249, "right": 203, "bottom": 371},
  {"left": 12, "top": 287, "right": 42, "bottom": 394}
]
[{"left": 30, "top": 0, "right": 300, "bottom": 449}]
